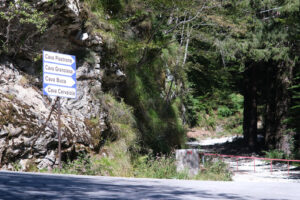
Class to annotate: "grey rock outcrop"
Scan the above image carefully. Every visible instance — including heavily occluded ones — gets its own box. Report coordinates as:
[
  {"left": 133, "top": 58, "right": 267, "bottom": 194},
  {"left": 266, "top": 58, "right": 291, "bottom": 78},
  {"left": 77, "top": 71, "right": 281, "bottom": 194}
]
[
  {"left": 0, "top": 57, "right": 106, "bottom": 170},
  {"left": 0, "top": 0, "right": 118, "bottom": 170}
]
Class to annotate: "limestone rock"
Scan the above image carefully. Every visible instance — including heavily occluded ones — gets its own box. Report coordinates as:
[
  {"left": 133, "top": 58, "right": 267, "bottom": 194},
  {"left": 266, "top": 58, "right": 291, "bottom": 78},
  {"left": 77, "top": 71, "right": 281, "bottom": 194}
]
[
  {"left": 0, "top": 0, "right": 124, "bottom": 171},
  {"left": 80, "top": 33, "right": 89, "bottom": 41},
  {"left": 66, "top": 0, "right": 80, "bottom": 16},
  {"left": 0, "top": 58, "right": 106, "bottom": 169},
  {"left": 19, "top": 159, "right": 29, "bottom": 171},
  {"left": 5, "top": 124, "right": 22, "bottom": 137}
]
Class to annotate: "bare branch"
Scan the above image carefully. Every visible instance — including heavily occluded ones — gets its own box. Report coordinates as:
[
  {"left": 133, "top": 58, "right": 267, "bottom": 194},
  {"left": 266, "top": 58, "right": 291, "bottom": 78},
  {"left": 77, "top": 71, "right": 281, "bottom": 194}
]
[
  {"left": 164, "top": 2, "right": 222, "bottom": 35},
  {"left": 260, "top": 7, "right": 282, "bottom": 13}
]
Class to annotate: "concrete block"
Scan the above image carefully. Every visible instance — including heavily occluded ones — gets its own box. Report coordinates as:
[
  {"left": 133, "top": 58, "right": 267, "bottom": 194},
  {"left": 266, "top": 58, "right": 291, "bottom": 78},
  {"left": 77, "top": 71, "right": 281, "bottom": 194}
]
[{"left": 176, "top": 149, "right": 199, "bottom": 176}]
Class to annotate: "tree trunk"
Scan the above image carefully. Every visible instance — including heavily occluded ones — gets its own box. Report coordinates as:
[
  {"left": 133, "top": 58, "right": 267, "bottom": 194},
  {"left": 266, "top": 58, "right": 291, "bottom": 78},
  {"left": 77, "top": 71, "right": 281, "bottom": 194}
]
[
  {"left": 264, "top": 65, "right": 276, "bottom": 148},
  {"left": 264, "top": 63, "right": 293, "bottom": 154},
  {"left": 243, "top": 65, "right": 258, "bottom": 150}
]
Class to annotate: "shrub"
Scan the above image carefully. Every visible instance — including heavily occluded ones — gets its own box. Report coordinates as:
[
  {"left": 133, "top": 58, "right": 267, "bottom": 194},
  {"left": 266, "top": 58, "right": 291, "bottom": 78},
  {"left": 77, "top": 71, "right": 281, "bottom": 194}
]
[
  {"left": 133, "top": 154, "right": 232, "bottom": 181},
  {"left": 196, "top": 160, "right": 232, "bottom": 181},
  {"left": 101, "top": 0, "right": 124, "bottom": 15},
  {"left": 263, "top": 149, "right": 285, "bottom": 160},
  {"left": 229, "top": 93, "right": 243, "bottom": 112},
  {"left": 217, "top": 105, "right": 232, "bottom": 117},
  {"left": 133, "top": 154, "right": 189, "bottom": 179},
  {"left": 99, "top": 93, "right": 138, "bottom": 148},
  {"left": 52, "top": 153, "right": 94, "bottom": 175},
  {"left": 0, "top": 0, "right": 50, "bottom": 56},
  {"left": 47, "top": 152, "right": 232, "bottom": 181}
]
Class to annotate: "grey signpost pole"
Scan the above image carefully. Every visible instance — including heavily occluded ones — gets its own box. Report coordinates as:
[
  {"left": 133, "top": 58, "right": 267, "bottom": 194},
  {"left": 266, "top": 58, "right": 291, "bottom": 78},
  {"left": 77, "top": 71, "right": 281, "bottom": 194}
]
[
  {"left": 56, "top": 51, "right": 62, "bottom": 170},
  {"left": 57, "top": 97, "right": 62, "bottom": 169}
]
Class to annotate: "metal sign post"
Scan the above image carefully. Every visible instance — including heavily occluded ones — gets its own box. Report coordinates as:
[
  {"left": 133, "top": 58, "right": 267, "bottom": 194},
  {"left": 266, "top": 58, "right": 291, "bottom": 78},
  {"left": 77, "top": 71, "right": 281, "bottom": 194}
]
[
  {"left": 57, "top": 97, "right": 62, "bottom": 169},
  {"left": 43, "top": 50, "right": 76, "bottom": 170}
]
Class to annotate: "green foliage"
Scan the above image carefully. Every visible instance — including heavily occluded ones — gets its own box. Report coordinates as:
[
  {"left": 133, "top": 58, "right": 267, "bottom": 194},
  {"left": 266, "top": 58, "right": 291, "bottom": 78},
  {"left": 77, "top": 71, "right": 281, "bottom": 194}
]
[
  {"left": 100, "top": 94, "right": 138, "bottom": 147},
  {"left": 217, "top": 106, "right": 232, "bottom": 117},
  {"left": 84, "top": 117, "right": 102, "bottom": 149},
  {"left": 133, "top": 154, "right": 232, "bottom": 181},
  {"left": 185, "top": 158, "right": 229, "bottom": 180},
  {"left": 133, "top": 154, "right": 189, "bottom": 179},
  {"left": 186, "top": 90, "right": 243, "bottom": 135},
  {"left": 224, "top": 114, "right": 243, "bottom": 135},
  {"left": 0, "top": 0, "right": 50, "bottom": 56},
  {"left": 85, "top": 93, "right": 139, "bottom": 152},
  {"left": 85, "top": 0, "right": 186, "bottom": 154},
  {"left": 84, "top": 50, "right": 97, "bottom": 65},
  {"left": 0, "top": 1, "right": 48, "bottom": 32},
  {"left": 51, "top": 149, "right": 132, "bottom": 177},
  {"left": 92, "top": 140, "right": 134, "bottom": 177},
  {"left": 197, "top": 114, "right": 217, "bottom": 131},
  {"left": 228, "top": 93, "right": 244, "bottom": 112},
  {"left": 104, "top": 4, "right": 186, "bottom": 153},
  {"left": 217, "top": 94, "right": 243, "bottom": 117},
  {"left": 101, "top": 0, "right": 124, "bottom": 15},
  {"left": 11, "top": 161, "right": 22, "bottom": 171},
  {"left": 196, "top": 160, "right": 232, "bottom": 181},
  {"left": 263, "top": 149, "right": 285, "bottom": 160},
  {"left": 53, "top": 153, "right": 95, "bottom": 175},
  {"left": 49, "top": 152, "right": 231, "bottom": 181}
]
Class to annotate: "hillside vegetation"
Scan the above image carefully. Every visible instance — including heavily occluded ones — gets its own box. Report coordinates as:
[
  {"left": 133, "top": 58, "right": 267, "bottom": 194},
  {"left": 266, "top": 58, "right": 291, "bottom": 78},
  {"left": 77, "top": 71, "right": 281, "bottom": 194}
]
[{"left": 0, "top": 0, "right": 299, "bottom": 179}]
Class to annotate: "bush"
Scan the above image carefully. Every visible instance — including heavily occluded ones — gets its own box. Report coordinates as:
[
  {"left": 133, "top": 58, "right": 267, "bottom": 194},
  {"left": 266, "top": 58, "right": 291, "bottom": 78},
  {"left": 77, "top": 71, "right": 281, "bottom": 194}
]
[
  {"left": 52, "top": 153, "right": 94, "bottom": 175},
  {"left": 51, "top": 144, "right": 133, "bottom": 177},
  {"left": 84, "top": 0, "right": 186, "bottom": 154},
  {"left": 196, "top": 160, "right": 232, "bottom": 181},
  {"left": 101, "top": 0, "right": 124, "bottom": 15},
  {"left": 263, "top": 149, "right": 285, "bottom": 160},
  {"left": 217, "top": 105, "right": 232, "bottom": 117},
  {"left": 46, "top": 151, "right": 232, "bottom": 181},
  {"left": 133, "top": 154, "right": 232, "bottom": 181},
  {"left": 229, "top": 93, "right": 243, "bottom": 112},
  {"left": 0, "top": 0, "right": 49, "bottom": 56},
  {"left": 133, "top": 154, "right": 189, "bottom": 179},
  {"left": 99, "top": 93, "right": 139, "bottom": 148}
]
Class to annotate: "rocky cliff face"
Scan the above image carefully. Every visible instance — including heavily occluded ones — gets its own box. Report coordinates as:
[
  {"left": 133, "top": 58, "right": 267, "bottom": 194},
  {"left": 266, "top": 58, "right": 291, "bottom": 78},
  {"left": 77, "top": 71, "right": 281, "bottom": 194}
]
[{"left": 0, "top": 0, "right": 125, "bottom": 170}]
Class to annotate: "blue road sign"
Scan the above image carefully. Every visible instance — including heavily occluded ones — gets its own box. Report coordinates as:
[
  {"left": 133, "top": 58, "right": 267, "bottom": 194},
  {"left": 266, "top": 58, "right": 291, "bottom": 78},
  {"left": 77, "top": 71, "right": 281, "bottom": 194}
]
[{"left": 43, "top": 51, "right": 76, "bottom": 98}]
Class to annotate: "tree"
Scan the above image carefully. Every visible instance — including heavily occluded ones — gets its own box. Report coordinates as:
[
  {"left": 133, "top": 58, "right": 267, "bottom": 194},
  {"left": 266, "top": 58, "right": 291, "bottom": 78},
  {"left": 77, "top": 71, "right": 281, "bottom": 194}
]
[
  {"left": 189, "top": 0, "right": 299, "bottom": 152},
  {"left": 223, "top": 0, "right": 299, "bottom": 151},
  {"left": 0, "top": 0, "right": 48, "bottom": 56}
]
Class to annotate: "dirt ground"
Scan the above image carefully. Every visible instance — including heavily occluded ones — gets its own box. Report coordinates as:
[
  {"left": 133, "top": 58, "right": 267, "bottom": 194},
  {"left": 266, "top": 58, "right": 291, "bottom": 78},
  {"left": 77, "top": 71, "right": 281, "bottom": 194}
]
[{"left": 186, "top": 129, "right": 300, "bottom": 182}]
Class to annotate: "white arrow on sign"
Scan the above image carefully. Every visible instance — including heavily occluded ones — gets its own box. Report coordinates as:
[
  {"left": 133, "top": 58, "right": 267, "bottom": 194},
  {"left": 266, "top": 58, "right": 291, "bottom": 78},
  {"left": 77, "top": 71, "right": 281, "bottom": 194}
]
[
  {"left": 44, "top": 62, "right": 75, "bottom": 76},
  {"left": 44, "top": 73, "right": 76, "bottom": 87},
  {"left": 44, "top": 85, "right": 76, "bottom": 98},
  {"left": 43, "top": 51, "right": 75, "bottom": 65}
]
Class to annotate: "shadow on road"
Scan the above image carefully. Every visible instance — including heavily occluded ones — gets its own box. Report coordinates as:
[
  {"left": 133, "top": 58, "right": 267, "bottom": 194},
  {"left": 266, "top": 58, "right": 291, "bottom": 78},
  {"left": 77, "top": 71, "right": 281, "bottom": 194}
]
[
  {"left": 199, "top": 137, "right": 265, "bottom": 156},
  {"left": 0, "top": 171, "right": 256, "bottom": 200}
]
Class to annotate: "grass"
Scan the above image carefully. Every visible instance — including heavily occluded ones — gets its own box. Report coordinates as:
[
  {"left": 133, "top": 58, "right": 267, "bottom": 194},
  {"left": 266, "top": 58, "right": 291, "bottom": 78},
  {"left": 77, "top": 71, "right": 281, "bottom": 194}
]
[
  {"left": 49, "top": 142, "right": 133, "bottom": 177},
  {"left": 197, "top": 160, "right": 232, "bottom": 181},
  {"left": 37, "top": 152, "right": 232, "bottom": 181},
  {"left": 133, "top": 154, "right": 190, "bottom": 179}
]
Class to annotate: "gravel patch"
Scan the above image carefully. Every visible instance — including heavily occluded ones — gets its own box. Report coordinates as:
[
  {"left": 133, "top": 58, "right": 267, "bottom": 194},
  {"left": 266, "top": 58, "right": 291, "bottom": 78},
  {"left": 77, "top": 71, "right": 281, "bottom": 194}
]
[
  {"left": 223, "top": 157, "right": 300, "bottom": 183},
  {"left": 189, "top": 136, "right": 300, "bottom": 183},
  {"left": 198, "top": 136, "right": 242, "bottom": 146}
]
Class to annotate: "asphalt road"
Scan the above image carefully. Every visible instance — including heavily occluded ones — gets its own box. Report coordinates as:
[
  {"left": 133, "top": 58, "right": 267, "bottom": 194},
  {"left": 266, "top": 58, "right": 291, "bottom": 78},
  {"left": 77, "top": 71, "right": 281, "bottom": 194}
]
[{"left": 0, "top": 171, "right": 299, "bottom": 200}]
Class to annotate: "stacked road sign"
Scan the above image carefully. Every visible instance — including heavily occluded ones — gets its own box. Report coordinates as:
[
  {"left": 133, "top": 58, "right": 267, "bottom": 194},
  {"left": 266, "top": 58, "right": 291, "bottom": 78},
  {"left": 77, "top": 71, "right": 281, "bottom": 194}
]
[{"left": 43, "top": 51, "right": 76, "bottom": 98}]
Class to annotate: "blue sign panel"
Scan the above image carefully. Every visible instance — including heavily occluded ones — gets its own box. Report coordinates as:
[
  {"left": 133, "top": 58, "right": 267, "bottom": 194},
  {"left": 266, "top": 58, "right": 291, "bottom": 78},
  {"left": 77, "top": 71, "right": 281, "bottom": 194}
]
[{"left": 43, "top": 51, "right": 76, "bottom": 98}]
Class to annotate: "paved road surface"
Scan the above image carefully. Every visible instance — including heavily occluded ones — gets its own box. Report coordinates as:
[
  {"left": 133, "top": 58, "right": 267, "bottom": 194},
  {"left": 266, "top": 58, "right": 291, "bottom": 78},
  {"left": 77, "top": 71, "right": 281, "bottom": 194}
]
[{"left": 0, "top": 171, "right": 299, "bottom": 199}]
